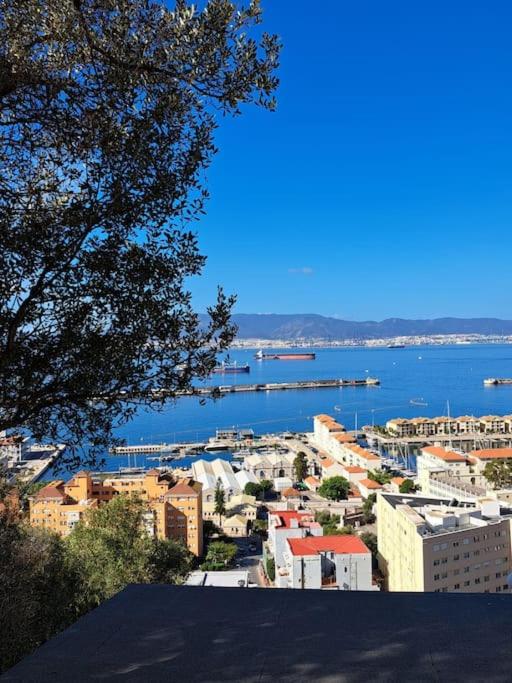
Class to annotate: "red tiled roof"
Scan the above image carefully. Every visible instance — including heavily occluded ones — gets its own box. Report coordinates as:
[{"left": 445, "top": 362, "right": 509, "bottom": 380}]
[
  {"left": 422, "top": 446, "right": 466, "bottom": 462},
  {"left": 333, "top": 433, "right": 355, "bottom": 443},
  {"left": 287, "top": 535, "right": 370, "bottom": 557},
  {"left": 282, "top": 488, "right": 301, "bottom": 497},
  {"left": 35, "top": 485, "right": 66, "bottom": 501},
  {"left": 391, "top": 477, "right": 406, "bottom": 485},
  {"left": 167, "top": 480, "right": 200, "bottom": 497},
  {"left": 304, "top": 476, "right": 320, "bottom": 486},
  {"left": 470, "top": 448, "right": 512, "bottom": 460},
  {"left": 321, "top": 457, "right": 335, "bottom": 468},
  {"left": 343, "top": 444, "right": 380, "bottom": 461},
  {"left": 271, "top": 511, "right": 320, "bottom": 529},
  {"left": 343, "top": 465, "right": 367, "bottom": 474},
  {"left": 359, "top": 478, "right": 383, "bottom": 490}
]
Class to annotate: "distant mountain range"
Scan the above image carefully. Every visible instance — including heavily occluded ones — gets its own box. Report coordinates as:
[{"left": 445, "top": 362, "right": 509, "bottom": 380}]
[{"left": 203, "top": 314, "right": 512, "bottom": 340}]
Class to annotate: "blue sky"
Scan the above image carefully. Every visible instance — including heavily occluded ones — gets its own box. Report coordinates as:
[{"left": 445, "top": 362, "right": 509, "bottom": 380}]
[{"left": 189, "top": 1, "right": 512, "bottom": 320}]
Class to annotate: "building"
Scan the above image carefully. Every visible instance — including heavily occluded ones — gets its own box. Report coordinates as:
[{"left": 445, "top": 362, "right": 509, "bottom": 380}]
[
  {"left": 357, "top": 478, "right": 383, "bottom": 499},
  {"left": 304, "top": 475, "right": 321, "bottom": 492},
  {"left": 29, "top": 470, "right": 203, "bottom": 555},
  {"left": 377, "top": 492, "right": 512, "bottom": 593},
  {"left": 389, "top": 477, "right": 406, "bottom": 493},
  {"left": 267, "top": 510, "right": 323, "bottom": 585},
  {"left": 282, "top": 535, "right": 374, "bottom": 590},
  {"left": 243, "top": 451, "right": 296, "bottom": 482},
  {"left": 185, "top": 570, "right": 250, "bottom": 587},
  {"left": 320, "top": 456, "right": 347, "bottom": 479},
  {"left": 386, "top": 414, "right": 512, "bottom": 438},
  {"left": 0, "top": 433, "right": 31, "bottom": 464},
  {"left": 191, "top": 458, "right": 256, "bottom": 505},
  {"left": 337, "top": 443, "right": 381, "bottom": 470},
  {"left": 221, "top": 514, "right": 248, "bottom": 537},
  {"left": 339, "top": 464, "right": 368, "bottom": 484},
  {"left": 313, "top": 414, "right": 346, "bottom": 451},
  {"left": 469, "top": 448, "right": 512, "bottom": 475}
]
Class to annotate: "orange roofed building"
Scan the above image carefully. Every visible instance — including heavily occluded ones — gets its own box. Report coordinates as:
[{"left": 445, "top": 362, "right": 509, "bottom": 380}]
[{"left": 29, "top": 469, "right": 203, "bottom": 555}]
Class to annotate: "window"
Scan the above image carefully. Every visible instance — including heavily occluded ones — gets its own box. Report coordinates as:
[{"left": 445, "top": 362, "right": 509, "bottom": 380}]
[
  {"left": 474, "top": 578, "right": 481, "bottom": 585},
  {"left": 484, "top": 576, "right": 490, "bottom": 582},
  {"left": 464, "top": 580, "right": 470, "bottom": 587},
  {"left": 464, "top": 567, "right": 470, "bottom": 573},
  {"left": 441, "top": 543, "right": 448, "bottom": 550},
  {"left": 441, "top": 572, "right": 448, "bottom": 579},
  {"left": 433, "top": 559, "right": 440, "bottom": 566},
  {"left": 454, "top": 583, "right": 460, "bottom": 590},
  {"left": 453, "top": 541, "right": 459, "bottom": 548},
  {"left": 463, "top": 538, "right": 469, "bottom": 545},
  {"left": 463, "top": 552, "right": 470, "bottom": 559},
  {"left": 441, "top": 557, "right": 448, "bottom": 564},
  {"left": 473, "top": 550, "right": 480, "bottom": 557},
  {"left": 434, "top": 574, "right": 440, "bottom": 581},
  {"left": 433, "top": 544, "right": 440, "bottom": 552},
  {"left": 496, "top": 572, "right": 501, "bottom": 579},
  {"left": 453, "top": 554, "right": 459, "bottom": 561}
]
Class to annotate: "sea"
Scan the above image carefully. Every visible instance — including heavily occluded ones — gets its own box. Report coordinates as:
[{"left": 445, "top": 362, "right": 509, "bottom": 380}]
[{"left": 51, "top": 344, "right": 512, "bottom": 479}]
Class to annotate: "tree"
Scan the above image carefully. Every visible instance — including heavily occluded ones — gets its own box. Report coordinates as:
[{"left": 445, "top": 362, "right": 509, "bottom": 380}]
[
  {"left": 368, "top": 470, "right": 391, "bottom": 485},
  {"left": 318, "top": 476, "right": 350, "bottom": 501},
  {"left": 399, "top": 478, "right": 417, "bottom": 494},
  {"left": 293, "top": 452, "right": 308, "bottom": 482},
  {"left": 265, "top": 556, "right": 275, "bottom": 582},
  {"left": 0, "top": 517, "right": 79, "bottom": 672},
  {"left": 0, "top": 0, "right": 280, "bottom": 468},
  {"left": 482, "top": 460, "right": 512, "bottom": 489},
  {"left": 214, "top": 478, "right": 226, "bottom": 525},
  {"left": 359, "top": 531, "right": 378, "bottom": 568},
  {"left": 201, "top": 540, "right": 237, "bottom": 570},
  {"left": 66, "top": 495, "right": 155, "bottom": 611},
  {"left": 362, "top": 493, "right": 377, "bottom": 524},
  {"left": 244, "top": 482, "right": 262, "bottom": 498},
  {"left": 148, "top": 538, "right": 194, "bottom": 585},
  {"left": 259, "top": 479, "right": 273, "bottom": 500}
]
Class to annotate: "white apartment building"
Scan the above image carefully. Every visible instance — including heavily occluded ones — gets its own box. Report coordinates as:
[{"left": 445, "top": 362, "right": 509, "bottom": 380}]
[
  {"left": 191, "top": 458, "right": 258, "bottom": 504},
  {"left": 378, "top": 492, "right": 512, "bottom": 593},
  {"left": 282, "top": 535, "right": 374, "bottom": 590},
  {"left": 267, "top": 510, "right": 323, "bottom": 587}
]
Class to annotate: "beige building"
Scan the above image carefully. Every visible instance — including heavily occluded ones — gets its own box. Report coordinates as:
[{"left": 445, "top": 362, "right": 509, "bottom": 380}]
[
  {"left": 377, "top": 492, "right": 512, "bottom": 593},
  {"left": 386, "top": 415, "right": 512, "bottom": 438},
  {"left": 469, "top": 448, "right": 512, "bottom": 475}
]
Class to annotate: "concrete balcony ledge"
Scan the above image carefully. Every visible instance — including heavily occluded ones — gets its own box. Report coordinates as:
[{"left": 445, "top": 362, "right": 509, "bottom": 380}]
[{"left": 4, "top": 585, "right": 512, "bottom": 682}]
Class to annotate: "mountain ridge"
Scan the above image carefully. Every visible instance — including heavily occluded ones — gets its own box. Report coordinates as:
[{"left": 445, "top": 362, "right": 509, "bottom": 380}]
[{"left": 201, "top": 314, "right": 512, "bottom": 340}]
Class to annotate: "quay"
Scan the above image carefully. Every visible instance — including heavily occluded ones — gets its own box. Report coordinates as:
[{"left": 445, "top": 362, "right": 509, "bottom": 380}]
[{"left": 177, "top": 377, "right": 380, "bottom": 397}]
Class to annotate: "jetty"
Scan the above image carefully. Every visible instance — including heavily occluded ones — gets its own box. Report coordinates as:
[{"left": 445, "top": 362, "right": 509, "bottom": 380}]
[{"left": 177, "top": 377, "right": 380, "bottom": 397}]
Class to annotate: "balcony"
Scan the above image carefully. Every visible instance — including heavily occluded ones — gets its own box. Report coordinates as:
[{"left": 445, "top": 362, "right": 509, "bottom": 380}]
[{"left": 4, "top": 585, "right": 512, "bottom": 681}]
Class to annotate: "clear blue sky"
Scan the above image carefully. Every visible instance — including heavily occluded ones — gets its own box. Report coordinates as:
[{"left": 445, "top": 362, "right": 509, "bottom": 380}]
[{"left": 190, "top": 0, "right": 512, "bottom": 320}]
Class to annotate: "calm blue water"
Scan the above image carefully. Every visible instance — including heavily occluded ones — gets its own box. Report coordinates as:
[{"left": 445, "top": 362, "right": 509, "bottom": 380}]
[{"left": 53, "top": 344, "right": 512, "bottom": 477}]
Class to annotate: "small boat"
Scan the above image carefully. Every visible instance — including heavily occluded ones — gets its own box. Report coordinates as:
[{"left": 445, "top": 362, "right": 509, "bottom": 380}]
[
  {"left": 410, "top": 398, "right": 428, "bottom": 406},
  {"left": 388, "top": 343, "right": 405, "bottom": 349},
  {"left": 484, "top": 378, "right": 512, "bottom": 386}
]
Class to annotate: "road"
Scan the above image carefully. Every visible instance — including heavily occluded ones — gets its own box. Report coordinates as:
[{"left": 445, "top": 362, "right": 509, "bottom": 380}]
[{"left": 232, "top": 535, "right": 266, "bottom": 587}]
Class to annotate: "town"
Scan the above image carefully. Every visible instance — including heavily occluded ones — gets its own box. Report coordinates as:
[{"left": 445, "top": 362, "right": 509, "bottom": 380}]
[{"left": 4, "top": 409, "right": 512, "bottom": 595}]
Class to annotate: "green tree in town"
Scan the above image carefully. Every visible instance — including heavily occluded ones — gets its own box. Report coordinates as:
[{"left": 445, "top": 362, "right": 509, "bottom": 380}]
[
  {"left": 359, "top": 531, "right": 378, "bottom": 568},
  {"left": 244, "top": 482, "right": 262, "bottom": 498},
  {"left": 0, "top": 0, "right": 280, "bottom": 468},
  {"left": 293, "top": 452, "right": 308, "bottom": 482},
  {"left": 368, "top": 470, "right": 392, "bottom": 485},
  {"left": 201, "top": 540, "right": 237, "bottom": 570},
  {"left": 362, "top": 493, "right": 377, "bottom": 524},
  {"left": 399, "top": 478, "right": 417, "bottom": 494},
  {"left": 259, "top": 479, "right": 274, "bottom": 500},
  {"left": 482, "top": 460, "right": 512, "bottom": 489},
  {"left": 318, "top": 476, "right": 350, "bottom": 501},
  {"left": 265, "top": 556, "right": 275, "bottom": 582},
  {"left": 0, "top": 516, "right": 79, "bottom": 672},
  {"left": 214, "top": 478, "right": 227, "bottom": 525},
  {"left": 148, "top": 538, "right": 194, "bottom": 585}
]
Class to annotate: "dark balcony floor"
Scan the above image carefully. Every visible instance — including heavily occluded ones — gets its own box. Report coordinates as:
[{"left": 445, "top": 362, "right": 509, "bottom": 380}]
[{"left": 4, "top": 585, "right": 512, "bottom": 682}]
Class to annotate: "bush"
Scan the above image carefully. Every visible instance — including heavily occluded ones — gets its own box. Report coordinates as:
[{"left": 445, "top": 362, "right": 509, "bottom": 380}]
[{"left": 265, "top": 556, "right": 275, "bottom": 582}]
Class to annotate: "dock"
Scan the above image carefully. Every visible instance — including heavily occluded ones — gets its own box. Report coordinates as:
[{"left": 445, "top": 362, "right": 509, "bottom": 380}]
[
  {"left": 364, "top": 428, "right": 512, "bottom": 455},
  {"left": 177, "top": 377, "right": 380, "bottom": 397}
]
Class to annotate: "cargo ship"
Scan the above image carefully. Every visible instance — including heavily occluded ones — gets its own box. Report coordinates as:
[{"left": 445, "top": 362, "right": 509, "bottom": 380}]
[
  {"left": 484, "top": 378, "right": 512, "bottom": 386},
  {"left": 254, "top": 350, "right": 316, "bottom": 361},
  {"left": 212, "top": 362, "right": 250, "bottom": 374}
]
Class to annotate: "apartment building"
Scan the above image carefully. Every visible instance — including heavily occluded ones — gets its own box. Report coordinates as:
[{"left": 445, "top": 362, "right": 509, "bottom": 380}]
[
  {"left": 29, "top": 470, "right": 203, "bottom": 555},
  {"left": 469, "top": 448, "right": 512, "bottom": 475},
  {"left": 337, "top": 443, "right": 382, "bottom": 470},
  {"left": 282, "top": 535, "right": 374, "bottom": 590},
  {"left": 377, "top": 492, "right": 512, "bottom": 593},
  {"left": 0, "top": 433, "right": 31, "bottom": 463},
  {"left": 313, "top": 414, "right": 346, "bottom": 451},
  {"left": 267, "top": 510, "right": 323, "bottom": 586},
  {"left": 386, "top": 415, "right": 512, "bottom": 438}
]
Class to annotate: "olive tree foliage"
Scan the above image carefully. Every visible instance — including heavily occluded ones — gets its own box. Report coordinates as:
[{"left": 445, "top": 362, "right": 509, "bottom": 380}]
[{"left": 0, "top": 0, "right": 280, "bottom": 467}]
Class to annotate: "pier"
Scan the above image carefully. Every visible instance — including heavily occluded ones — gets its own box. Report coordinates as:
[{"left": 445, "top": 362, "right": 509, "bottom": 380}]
[{"left": 177, "top": 377, "right": 380, "bottom": 397}]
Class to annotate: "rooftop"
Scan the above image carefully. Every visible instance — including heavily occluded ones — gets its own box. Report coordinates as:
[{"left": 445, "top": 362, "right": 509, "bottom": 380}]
[
  {"left": 470, "top": 448, "right": 512, "bottom": 460},
  {"left": 5, "top": 584, "right": 512, "bottom": 682},
  {"left": 287, "top": 535, "right": 370, "bottom": 556},
  {"left": 421, "top": 446, "right": 467, "bottom": 463}
]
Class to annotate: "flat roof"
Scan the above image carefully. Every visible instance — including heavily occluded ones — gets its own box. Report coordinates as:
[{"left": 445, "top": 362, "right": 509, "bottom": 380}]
[
  {"left": 185, "top": 571, "right": 249, "bottom": 588},
  {"left": 6, "top": 585, "right": 512, "bottom": 682}
]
